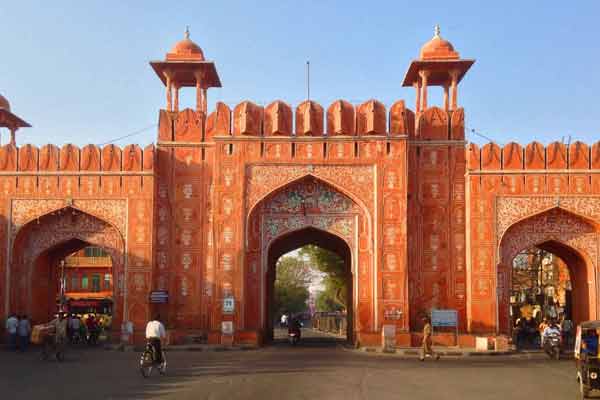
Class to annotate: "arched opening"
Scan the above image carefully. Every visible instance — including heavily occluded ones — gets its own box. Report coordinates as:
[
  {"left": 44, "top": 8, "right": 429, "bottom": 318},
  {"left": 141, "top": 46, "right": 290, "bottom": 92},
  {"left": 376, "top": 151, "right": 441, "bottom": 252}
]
[
  {"left": 266, "top": 227, "right": 353, "bottom": 345},
  {"left": 498, "top": 207, "right": 598, "bottom": 335},
  {"left": 9, "top": 207, "right": 125, "bottom": 333},
  {"left": 244, "top": 174, "right": 369, "bottom": 346},
  {"left": 509, "top": 241, "right": 587, "bottom": 348},
  {"left": 29, "top": 241, "right": 114, "bottom": 328}
]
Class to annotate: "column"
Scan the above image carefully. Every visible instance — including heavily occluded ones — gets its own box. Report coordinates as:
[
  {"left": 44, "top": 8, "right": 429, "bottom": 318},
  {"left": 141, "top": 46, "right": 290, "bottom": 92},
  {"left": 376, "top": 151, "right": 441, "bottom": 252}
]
[
  {"left": 174, "top": 85, "right": 180, "bottom": 112},
  {"left": 9, "top": 128, "right": 15, "bottom": 146},
  {"left": 450, "top": 70, "right": 459, "bottom": 110},
  {"left": 419, "top": 70, "right": 429, "bottom": 111},
  {"left": 413, "top": 81, "right": 421, "bottom": 113},
  {"left": 443, "top": 84, "right": 449, "bottom": 111},
  {"left": 202, "top": 89, "right": 208, "bottom": 115},
  {"left": 195, "top": 73, "right": 202, "bottom": 113},
  {"left": 165, "top": 71, "right": 173, "bottom": 111}
]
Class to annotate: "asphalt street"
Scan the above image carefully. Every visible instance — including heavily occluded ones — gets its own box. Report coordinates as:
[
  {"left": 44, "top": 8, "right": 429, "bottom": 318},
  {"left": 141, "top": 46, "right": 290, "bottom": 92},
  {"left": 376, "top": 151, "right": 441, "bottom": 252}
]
[{"left": 1, "top": 335, "right": 583, "bottom": 400}]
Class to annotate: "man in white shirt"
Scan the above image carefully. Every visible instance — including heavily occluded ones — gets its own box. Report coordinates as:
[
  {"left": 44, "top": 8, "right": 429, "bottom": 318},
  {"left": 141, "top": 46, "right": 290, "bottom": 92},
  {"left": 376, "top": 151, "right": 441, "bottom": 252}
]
[
  {"left": 145, "top": 315, "right": 166, "bottom": 363},
  {"left": 5, "top": 313, "right": 19, "bottom": 351}
]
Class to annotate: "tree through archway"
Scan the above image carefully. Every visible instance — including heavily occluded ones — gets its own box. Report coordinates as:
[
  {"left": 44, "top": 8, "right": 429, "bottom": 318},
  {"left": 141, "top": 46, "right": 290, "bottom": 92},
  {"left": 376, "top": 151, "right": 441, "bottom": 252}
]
[{"left": 267, "top": 227, "right": 353, "bottom": 344}]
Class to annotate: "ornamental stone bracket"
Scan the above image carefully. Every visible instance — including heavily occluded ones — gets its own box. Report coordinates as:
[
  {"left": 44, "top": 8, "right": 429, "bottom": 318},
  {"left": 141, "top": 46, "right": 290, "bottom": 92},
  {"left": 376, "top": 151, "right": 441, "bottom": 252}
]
[{"left": 10, "top": 198, "right": 128, "bottom": 239}]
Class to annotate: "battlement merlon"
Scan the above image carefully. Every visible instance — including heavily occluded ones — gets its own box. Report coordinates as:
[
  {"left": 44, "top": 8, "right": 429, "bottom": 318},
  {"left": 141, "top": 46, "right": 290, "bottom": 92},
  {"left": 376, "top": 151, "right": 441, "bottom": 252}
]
[{"left": 468, "top": 141, "right": 600, "bottom": 172}]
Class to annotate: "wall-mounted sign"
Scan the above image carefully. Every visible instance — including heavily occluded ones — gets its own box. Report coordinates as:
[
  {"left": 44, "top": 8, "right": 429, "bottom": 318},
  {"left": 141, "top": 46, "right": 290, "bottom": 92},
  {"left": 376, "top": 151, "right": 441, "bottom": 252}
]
[
  {"left": 150, "top": 290, "right": 169, "bottom": 304},
  {"left": 223, "top": 296, "right": 235, "bottom": 314},
  {"left": 431, "top": 309, "right": 458, "bottom": 327}
]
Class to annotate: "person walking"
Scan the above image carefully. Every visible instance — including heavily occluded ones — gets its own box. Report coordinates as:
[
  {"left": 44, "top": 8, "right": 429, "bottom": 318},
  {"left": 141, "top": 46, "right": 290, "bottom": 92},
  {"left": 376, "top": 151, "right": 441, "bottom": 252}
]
[
  {"left": 560, "top": 316, "right": 573, "bottom": 349},
  {"left": 280, "top": 313, "right": 288, "bottom": 328},
  {"left": 17, "top": 315, "right": 31, "bottom": 352},
  {"left": 5, "top": 313, "right": 18, "bottom": 351},
  {"left": 420, "top": 315, "right": 440, "bottom": 361}
]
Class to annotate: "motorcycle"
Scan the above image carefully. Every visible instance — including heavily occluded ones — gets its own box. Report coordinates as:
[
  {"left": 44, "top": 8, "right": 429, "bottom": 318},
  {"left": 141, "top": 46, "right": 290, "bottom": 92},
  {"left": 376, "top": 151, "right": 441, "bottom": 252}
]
[
  {"left": 288, "top": 330, "right": 300, "bottom": 345},
  {"left": 543, "top": 331, "right": 562, "bottom": 360},
  {"left": 288, "top": 321, "right": 301, "bottom": 346}
]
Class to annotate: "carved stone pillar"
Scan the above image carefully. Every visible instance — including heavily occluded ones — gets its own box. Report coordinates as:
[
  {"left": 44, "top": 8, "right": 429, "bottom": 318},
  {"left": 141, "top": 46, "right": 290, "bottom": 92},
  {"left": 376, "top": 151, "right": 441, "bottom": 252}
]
[
  {"left": 450, "top": 70, "right": 459, "bottom": 110},
  {"left": 443, "top": 84, "right": 449, "bottom": 111},
  {"left": 419, "top": 70, "right": 429, "bottom": 111},
  {"left": 413, "top": 81, "right": 421, "bottom": 113}
]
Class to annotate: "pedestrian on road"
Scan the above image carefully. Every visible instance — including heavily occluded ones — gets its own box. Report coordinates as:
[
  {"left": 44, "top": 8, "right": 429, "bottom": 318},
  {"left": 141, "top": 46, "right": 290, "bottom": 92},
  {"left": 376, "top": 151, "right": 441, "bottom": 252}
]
[
  {"left": 5, "top": 313, "right": 18, "bottom": 351},
  {"left": 17, "top": 315, "right": 31, "bottom": 352},
  {"left": 420, "top": 315, "right": 439, "bottom": 361},
  {"left": 560, "top": 316, "right": 573, "bottom": 349}
]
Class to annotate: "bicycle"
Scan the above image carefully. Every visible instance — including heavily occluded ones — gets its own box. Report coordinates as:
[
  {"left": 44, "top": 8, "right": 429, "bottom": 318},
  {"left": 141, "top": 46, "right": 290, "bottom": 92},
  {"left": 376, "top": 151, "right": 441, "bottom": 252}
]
[{"left": 139, "top": 340, "right": 167, "bottom": 377}]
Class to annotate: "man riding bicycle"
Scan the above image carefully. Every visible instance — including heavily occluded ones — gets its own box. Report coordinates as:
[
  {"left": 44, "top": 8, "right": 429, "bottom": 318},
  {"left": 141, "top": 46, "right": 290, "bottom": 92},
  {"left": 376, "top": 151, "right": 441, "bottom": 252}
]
[{"left": 145, "top": 314, "right": 166, "bottom": 363}]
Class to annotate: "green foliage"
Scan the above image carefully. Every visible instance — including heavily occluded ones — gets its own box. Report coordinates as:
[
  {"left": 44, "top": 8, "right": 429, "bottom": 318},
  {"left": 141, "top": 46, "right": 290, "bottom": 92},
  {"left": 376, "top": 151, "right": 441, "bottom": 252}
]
[
  {"left": 300, "top": 245, "right": 348, "bottom": 311},
  {"left": 315, "top": 290, "right": 344, "bottom": 312},
  {"left": 273, "top": 256, "right": 311, "bottom": 315}
]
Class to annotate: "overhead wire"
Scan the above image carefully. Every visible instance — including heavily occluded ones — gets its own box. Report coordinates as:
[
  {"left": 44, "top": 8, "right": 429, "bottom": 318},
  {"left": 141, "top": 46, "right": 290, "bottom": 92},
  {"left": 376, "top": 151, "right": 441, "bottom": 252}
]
[{"left": 97, "top": 123, "right": 157, "bottom": 146}]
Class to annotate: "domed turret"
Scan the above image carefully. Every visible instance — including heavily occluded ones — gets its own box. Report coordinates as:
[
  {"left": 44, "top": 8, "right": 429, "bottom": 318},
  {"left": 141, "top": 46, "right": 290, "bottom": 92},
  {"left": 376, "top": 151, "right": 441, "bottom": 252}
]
[
  {"left": 419, "top": 25, "right": 459, "bottom": 60},
  {"left": 0, "top": 92, "right": 31, "bottom": 145},
  {"left": 166, "top": 27, "right": 205, "bottom": 61},
  {"left": 402, "top": 25, "right": 474, "bottom": 113},
  {"left": 150, "top": 27, "right": 222, "bottom": 115}
]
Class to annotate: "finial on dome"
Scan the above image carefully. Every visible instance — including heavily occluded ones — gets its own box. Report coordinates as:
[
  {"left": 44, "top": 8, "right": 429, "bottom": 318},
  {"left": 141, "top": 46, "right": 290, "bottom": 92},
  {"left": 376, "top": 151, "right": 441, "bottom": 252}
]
[
  {"left": 434, "top": 24, "right": 441, "bottom": 38},
  {"left": 185, "top": 26, "right": 190, "bottom": 39}
]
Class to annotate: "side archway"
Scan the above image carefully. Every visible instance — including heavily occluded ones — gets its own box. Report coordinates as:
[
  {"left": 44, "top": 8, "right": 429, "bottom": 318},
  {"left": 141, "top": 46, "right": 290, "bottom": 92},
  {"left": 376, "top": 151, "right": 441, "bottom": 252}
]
[
  {"left": 497, "top": 207, "right": 599, "bottom": 333},
  {"left": 9, "top": 207, "right": 126, "bottom": 326}
]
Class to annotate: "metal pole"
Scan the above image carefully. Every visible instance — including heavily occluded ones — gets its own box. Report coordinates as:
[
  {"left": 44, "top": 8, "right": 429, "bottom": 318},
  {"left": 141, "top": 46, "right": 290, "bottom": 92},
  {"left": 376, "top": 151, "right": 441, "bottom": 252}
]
[
  {"left": 306, "top": 61, "right": 310, "bottom": 101},
  {"left": 59, "top": 260, "right": 66, "bottom": 313}
]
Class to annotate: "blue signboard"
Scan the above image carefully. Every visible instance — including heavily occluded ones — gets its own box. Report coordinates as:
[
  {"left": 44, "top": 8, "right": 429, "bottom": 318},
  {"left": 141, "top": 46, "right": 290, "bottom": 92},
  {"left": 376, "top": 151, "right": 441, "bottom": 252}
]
[
  {"left": 431, "top": 309, "right": 458, "bottom": 327},
  {"left": 150, "top": 290, "right": 168, "bottom": 304}
]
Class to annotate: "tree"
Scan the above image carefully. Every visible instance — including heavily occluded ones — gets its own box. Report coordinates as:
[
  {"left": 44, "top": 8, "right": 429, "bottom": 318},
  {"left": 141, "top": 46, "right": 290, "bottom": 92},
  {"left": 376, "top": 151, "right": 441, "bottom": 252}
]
[
  {"left": 273, "top": 256, "right": 311, "bottom": 315},
  {"left": 300, "top": 245, "right": 347, "bottom": 311}
]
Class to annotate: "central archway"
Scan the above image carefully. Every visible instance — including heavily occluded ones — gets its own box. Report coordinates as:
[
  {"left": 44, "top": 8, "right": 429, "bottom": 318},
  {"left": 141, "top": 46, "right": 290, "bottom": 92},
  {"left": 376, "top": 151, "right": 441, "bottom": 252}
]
[
  {"left": 243, "top": 175, "right": 371, "bottom": 345},
  {"left": 266, "top": 227, "right": 353, "bottom": 343}
]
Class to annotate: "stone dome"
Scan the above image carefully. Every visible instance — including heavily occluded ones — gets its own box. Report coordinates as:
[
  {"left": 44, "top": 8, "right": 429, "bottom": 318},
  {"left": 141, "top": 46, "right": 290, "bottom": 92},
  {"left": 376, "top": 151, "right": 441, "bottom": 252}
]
[
  {"left": 419, "top": 25, "right": 459, "bottom": 60},
  {"left": 167, "top": 28, "right": 205, "bottom": 61},
  {"left": 0, "top": 94, "right": 10, "bottom": 111}
]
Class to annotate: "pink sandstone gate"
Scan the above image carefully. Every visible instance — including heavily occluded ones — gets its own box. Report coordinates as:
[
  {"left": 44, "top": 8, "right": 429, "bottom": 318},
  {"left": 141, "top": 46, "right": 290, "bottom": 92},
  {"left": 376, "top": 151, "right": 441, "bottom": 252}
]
[{"left": 2, "top": 28, "right": 600, "bottom": 347}]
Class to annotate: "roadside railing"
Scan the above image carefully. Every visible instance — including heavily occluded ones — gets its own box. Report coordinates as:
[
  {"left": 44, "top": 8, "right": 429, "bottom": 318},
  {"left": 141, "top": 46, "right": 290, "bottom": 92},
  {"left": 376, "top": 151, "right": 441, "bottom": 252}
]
[{"left": 313, "top": 312, "right": 347, "bottom": 336}]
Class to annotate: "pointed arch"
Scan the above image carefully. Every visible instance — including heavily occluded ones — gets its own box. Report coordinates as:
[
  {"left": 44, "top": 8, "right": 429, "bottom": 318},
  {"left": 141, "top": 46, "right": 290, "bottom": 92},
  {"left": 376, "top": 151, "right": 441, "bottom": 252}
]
[
  {"left": 8, "top": 206, "right": 127, "bottom": 326},
  {"left": 496, "top": 206, "right": 599, "bottom": 333}
]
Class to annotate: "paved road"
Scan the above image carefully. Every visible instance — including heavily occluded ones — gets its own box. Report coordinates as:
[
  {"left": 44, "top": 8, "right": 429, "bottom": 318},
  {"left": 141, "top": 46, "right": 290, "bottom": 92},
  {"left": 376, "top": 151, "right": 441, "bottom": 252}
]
[{"left": 1, "top": 343, "right": 583, "bottom": 400}]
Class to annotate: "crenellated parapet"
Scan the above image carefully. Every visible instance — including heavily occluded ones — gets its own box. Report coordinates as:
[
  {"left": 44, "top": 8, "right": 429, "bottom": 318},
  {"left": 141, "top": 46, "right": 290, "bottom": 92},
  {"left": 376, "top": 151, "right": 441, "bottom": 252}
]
[
  {"left": 0, "top": 143, "right": 155, "bottom": 196},
  {"left": 467, "top": 140, "right": 600, "bottom": 171},
  {"left": 202, "top": 99, "right": 417, "bottom": 138}
]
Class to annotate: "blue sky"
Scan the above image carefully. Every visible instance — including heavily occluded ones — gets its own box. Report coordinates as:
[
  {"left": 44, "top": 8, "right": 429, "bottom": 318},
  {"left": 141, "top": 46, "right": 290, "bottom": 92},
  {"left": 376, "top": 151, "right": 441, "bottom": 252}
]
[{"left": 1, "top": 1, "right": 598, "bottom": 146}]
